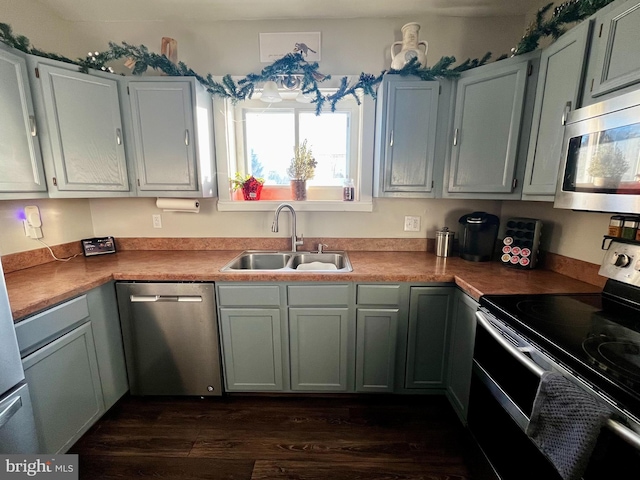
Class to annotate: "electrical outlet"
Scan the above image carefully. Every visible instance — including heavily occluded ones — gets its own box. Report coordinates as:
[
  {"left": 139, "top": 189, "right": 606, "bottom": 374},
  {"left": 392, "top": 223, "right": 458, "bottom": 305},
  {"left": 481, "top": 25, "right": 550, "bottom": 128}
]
[
  {"left": 404, "top": 215, "right": 421, "bottom": 232},
  {"left": 152, "top": 214, "right": 162, "bottom": 228}
]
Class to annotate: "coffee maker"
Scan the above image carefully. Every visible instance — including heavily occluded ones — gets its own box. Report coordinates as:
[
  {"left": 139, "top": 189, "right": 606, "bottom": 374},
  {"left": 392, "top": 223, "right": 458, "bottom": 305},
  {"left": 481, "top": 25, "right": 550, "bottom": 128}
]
[{"left": 458, "top": 212, "right": 500, "bottom": 262}]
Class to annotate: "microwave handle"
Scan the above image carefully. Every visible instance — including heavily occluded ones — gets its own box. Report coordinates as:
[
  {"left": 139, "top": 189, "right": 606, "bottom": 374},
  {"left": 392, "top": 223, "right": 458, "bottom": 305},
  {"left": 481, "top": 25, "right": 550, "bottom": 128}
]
[
  {"left": 475, "top": 310, "right": 640, "bottom": 451},
  {"left": 561, "top": 101, "right": 572, "bottom": 126}
]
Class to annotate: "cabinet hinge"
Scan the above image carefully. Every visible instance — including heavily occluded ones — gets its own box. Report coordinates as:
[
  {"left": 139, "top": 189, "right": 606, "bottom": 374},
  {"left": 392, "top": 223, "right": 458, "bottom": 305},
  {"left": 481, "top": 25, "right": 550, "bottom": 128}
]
[
  {"left": 127, "top": 86, "right": 130, "bottom": 95},
  {"left": 137, "top": 179, "right": 140, "bottom": 187},
  {"left": 598, "top": 23, "right": 603, "bottom": 38},
  {"left": 590, "top": 78, "right": 595, "bottom": 92},
  {"left": 431, "top": 180, "right": 434, "bottom": 188},
  {"left": 35, "top": 67, "right": 39, "bottom": 78},
  {"left": 52, "top": 177, "right": 57, "bottom": 186},
  {"left": 512, "top": 178, "right": 518, "bottom": 190},
  {"left": 439, "top": 85, "right": 442, "bottom": 94},
  {"left": 527, "top": 64, "right": 533, "bottom": 76}
]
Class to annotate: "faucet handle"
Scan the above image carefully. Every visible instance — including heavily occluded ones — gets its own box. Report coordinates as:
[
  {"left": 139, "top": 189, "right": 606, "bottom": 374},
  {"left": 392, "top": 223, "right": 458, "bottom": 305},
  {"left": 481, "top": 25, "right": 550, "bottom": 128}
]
[
  {"left": 295, "top": 234, "right": 304, "bottom": 247},
  {"left": 317, "top": 243, "right": 328, "bottom": 254}
]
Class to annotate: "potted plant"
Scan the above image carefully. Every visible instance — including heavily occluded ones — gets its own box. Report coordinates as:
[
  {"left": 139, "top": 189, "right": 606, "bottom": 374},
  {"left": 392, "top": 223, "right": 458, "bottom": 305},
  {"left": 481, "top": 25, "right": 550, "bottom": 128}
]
[
  {"left": 231, "top": 173, "right": 264, "bottom": 201},
  {"left": 287, "top": 139, "right": 317, "bottom": 201},
  {"left": 587, "top": 144, "right": 629, "bottom": 188}
]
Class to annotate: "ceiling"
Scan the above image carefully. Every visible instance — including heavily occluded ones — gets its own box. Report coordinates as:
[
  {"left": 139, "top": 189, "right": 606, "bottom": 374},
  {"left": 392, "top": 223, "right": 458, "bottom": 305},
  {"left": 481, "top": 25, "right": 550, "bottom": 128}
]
[{"left": 36, "top": 0, "right": 543, "bottom": 22}]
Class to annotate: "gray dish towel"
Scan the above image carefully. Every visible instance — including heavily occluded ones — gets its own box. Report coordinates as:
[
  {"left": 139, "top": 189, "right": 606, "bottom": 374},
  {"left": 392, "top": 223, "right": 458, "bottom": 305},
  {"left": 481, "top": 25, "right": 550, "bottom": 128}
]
[{"left": 526, "top": 371, "right": 613, "bottom": 480}]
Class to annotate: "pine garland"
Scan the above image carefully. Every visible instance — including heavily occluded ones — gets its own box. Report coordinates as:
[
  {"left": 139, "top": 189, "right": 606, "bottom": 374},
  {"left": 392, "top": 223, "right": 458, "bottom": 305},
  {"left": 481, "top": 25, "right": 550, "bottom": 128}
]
[{"left": 0, "top": 0, "right": 618, "bottom": 114}]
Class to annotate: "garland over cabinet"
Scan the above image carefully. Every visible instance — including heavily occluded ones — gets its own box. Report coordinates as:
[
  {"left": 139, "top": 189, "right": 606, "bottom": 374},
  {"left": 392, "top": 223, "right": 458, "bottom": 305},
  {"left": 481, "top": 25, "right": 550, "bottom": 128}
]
[{"left": 0, "top": 47, "right": 47, "bottom": 199}]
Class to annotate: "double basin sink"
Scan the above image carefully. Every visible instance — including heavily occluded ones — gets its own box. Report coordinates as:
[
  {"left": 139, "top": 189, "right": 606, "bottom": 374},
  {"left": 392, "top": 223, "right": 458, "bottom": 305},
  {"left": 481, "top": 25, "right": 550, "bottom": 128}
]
[{"left": 221, "top": 251, "right": 352, "bottom": 272}]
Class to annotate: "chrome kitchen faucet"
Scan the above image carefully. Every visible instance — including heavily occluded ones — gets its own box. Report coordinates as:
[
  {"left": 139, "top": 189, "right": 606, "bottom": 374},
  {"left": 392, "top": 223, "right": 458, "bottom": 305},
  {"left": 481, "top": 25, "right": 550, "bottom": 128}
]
[{"left": 272, "top": 203, "right": 303, "bottom": 252}]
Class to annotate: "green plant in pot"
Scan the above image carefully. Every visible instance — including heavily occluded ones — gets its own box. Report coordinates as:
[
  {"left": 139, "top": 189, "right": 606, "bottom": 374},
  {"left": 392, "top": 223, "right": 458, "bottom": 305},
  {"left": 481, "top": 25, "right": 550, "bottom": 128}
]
[
  {"left": 231, "top": 172, "right": 264, "bottom": 201},
  {"left": 587, "top": 144, "right": 629, "bottom": 188},
  {"left": 287, "top": 139, "right": 317, "bottom": 201}
]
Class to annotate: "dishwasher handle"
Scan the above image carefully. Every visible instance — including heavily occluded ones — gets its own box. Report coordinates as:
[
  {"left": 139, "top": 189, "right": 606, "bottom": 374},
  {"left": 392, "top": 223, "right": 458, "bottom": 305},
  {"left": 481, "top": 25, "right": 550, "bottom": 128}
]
[{"left": 130, "top": 295, "right": 203, "bottom": 303}]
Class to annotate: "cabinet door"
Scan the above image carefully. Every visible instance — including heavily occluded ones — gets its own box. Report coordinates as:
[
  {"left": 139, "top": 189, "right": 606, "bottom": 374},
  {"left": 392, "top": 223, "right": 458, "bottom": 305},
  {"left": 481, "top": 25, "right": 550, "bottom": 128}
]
[
  {"left": 374, "top": 77, "right": 439, "bottom": 197},
  {"left": 355, "top": 308, "right": 398, "bottom": 392},
  {"left": 128, "top": 81, "right": 198, "bottom": 191},
  {"left": 591, "top": 0, "right": 640, "bottom": 97},
  {"left": 22, "top": 322, "right": 104, "bottom": 454},
  {"left": 0, "top": 49, "right": 47, "bottom": 196},
  {"left": 405, "top": 287, "right": 452, "bottom": 389},
  {"left": 448, "top": 60, "right": 528, "bottom": 193},
  {"left": 39, "top": 65, "right": 129, "bottom": 192},
  {"left": 523, "top": 22, "right": 591, "bottom": 197},
  {"left": 87, "top": 283, "right": 128, "bottom": 410},
  {"left": 289, "top": 307, "right": 349, "bottom": 391},
  {"left": 219, "top": 308, "right": 283, "bottom": 391},
  {"left": 446, "top": 291, "right": 478, "bottom": 422}
]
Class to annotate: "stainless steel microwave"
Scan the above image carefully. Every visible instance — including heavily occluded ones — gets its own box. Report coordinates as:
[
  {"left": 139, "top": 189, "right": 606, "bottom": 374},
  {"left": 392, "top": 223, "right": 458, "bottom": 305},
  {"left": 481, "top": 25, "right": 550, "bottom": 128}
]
[{"left": 555, "top": 90, "right": 640, "bottom": 214}]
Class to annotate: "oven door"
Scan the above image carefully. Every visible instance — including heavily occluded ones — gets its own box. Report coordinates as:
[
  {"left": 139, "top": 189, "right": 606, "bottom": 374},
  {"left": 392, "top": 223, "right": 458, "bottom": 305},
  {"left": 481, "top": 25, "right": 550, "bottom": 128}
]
[{"left": 469, "top": 310, "right": 640, "bottom": 480}]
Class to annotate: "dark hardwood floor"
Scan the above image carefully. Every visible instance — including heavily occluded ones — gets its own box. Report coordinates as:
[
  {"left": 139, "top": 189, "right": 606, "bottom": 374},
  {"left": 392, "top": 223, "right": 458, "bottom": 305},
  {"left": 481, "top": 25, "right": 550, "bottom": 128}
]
[{"left": 70, "top": 394, "right": 496, "bottom": 479}]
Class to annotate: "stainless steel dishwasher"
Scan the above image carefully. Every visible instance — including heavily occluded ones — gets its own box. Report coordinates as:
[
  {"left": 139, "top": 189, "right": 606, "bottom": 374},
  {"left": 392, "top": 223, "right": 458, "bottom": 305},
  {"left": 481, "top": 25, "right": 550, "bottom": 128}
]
[{"left": 116, "top": 282, "right": 222, "bottom": 396}]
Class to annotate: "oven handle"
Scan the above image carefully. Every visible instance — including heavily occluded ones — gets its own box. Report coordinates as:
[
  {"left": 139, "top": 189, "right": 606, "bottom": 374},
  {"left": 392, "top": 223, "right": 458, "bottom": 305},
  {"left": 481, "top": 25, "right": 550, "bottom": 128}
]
[{"left": 475, "top": 310, "right": 640, "bottom": 452}]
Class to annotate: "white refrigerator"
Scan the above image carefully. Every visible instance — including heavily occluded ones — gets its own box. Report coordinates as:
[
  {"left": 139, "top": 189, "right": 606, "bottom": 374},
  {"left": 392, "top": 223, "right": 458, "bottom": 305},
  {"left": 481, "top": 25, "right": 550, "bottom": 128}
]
[{"left": 0, "top": 261, "right": 39, "bottom": 453}]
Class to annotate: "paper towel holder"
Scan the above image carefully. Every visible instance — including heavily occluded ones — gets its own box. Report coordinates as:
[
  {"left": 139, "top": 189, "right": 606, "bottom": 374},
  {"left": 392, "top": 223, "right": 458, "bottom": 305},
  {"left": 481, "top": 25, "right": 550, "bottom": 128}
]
[{"left": 155, "top": 198, "right": 201, "bottom": 213}]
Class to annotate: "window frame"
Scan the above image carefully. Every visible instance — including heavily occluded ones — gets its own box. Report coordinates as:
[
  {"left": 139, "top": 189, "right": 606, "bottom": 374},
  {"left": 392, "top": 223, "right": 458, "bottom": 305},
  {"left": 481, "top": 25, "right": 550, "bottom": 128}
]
[{"left": 214, "top": 78, "right": 374, "bottom": 211}]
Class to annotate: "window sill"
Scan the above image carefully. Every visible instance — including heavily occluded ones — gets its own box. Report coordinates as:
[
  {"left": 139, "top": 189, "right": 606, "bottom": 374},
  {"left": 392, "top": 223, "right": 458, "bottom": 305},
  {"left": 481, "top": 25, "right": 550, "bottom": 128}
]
[{"left": 216, "top": 200, "right": 373, "bottom": 212}]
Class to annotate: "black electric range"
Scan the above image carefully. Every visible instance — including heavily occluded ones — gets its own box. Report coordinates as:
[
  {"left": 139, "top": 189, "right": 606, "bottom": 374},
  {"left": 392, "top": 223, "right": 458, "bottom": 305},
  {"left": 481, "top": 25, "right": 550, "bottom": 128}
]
[{"left": 480, "top": 290, "right": 640, "bottom": 420}]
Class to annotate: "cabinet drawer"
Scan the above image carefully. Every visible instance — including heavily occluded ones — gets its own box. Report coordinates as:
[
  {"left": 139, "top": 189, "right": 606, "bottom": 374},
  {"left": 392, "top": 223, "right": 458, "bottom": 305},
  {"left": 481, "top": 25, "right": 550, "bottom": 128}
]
[
  {"left": 357, "top": 285, "right": 400, "bottom": 305},
  {"left": 217, "top": 285, "right": 280, "bottom": 306},
  {"left": 287, "top": 285, "right": 350, "bottom": 306},
  {"left": 15, "top": 295, "right": 90, "bottom": 357}
]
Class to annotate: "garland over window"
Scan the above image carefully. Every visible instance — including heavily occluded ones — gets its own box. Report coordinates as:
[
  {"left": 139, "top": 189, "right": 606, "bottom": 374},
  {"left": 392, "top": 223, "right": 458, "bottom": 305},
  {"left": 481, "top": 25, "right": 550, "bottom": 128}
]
[{"left": 0, "top": 0, "right": 614, "bottom": 115}]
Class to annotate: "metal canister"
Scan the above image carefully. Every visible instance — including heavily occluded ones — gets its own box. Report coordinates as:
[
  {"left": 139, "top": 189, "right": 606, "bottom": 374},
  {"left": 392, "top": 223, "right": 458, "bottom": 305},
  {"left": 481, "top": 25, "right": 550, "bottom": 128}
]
[{"left": 435, "top": 227, "right": 455, "bottom": 258}]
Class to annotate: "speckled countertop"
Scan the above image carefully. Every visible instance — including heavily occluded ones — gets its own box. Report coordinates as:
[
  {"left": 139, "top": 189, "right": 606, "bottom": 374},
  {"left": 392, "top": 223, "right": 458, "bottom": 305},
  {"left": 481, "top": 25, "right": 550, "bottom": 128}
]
[{"left": 4, "top": 250, "right": 602, "bottom": 321}]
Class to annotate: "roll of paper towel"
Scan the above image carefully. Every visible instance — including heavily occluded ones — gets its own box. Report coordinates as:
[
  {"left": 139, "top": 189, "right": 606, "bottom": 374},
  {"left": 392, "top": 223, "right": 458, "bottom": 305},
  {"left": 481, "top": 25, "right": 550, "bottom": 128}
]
[{"left": 156, "top": 198, "right": 200, "bottom": 213}]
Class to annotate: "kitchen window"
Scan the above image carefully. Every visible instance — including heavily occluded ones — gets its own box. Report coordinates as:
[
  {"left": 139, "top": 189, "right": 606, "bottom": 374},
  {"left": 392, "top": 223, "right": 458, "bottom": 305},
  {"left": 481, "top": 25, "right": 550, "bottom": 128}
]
[{"left": 214, "top": 82, "right": 374, "bottom": 211}]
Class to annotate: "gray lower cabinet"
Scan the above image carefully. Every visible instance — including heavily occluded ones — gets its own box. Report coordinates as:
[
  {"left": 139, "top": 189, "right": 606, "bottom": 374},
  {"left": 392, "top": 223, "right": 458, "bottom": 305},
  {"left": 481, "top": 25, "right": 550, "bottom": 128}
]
[
  {"left": 373, "top": 75, "right": 439, "bottom": 198},
  {"left": 355, "top": 308, "right": 399, "bottom": 392},
  {"left": 86, "top": 283, "right": 128, "bottom": 409},
  {"left": 587, "top": 0, "right": 640, "bottom": 100},
  {"left": 219, "top": 307, "right": 284, "bottom": 391},
  {"left": 289, "top": 307, "right": 350, "bottom": 391},
  {"left": 22, "top": 321, "right": 104, "bottom": 453},
  {"left": 35, "top": 62, "right": 130, "bottom": 195},
  {"left": 522, "top": 21, "right": 592, "bottom": 199},
  {"left": 405, "top": 286, "right": 453, "bottom": 389},
  {"left": 445, "top": 53, "right": 537, "bottom": 199},
  {"left": 0, "top": 47, "right": 47, "bottom": 198},
  {"left": 446, "top": 290, "right": 479, "bottom": 423}
]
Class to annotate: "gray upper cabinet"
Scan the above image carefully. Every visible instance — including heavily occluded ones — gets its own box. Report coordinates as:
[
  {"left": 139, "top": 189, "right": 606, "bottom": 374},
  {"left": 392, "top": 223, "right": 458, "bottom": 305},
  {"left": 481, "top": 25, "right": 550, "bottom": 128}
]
[
  {"left": 36, "top": 64, "right": 130, "bottom": 195},
  {"left": 446, "top": 54, "right": 536, "bottom": 198},
  {"left": 373, "top": 75, "right": 439, "bottom": 198},
  {"left": 405, "top": 286, "right": 452, "bottom": 389},
  {"left": 587, "top": 0, "right": 640, "bottom": 100},
  {"left": 127, "top": 78, "right": 216, "bottom": 197},
  {"left": 522, "top": 21, "right": 592, "bottom": 199},
  {"left": 0, "top": 48, "right": 47, "bottom": 198}
]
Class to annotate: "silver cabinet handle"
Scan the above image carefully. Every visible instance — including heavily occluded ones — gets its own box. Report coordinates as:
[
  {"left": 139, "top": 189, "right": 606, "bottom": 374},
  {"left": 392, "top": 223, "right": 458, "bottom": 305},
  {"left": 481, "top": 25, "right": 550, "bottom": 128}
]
[
  {"left": 453, "top": 128, "right": 459, "bottom": 146},
  {"left": 29, "top": 116, "right": 37, "bottom": 137},
  {"left": 561, "top": 101, "right": 572, "bottom": 126},
  {"left": 130, "top": 295, "right": 202, "bottom": 303},
  {"left": 116, "top": 128, "right": 122, "bottom": 145},
  {"left": 0, "top": 396, "right": 22, "bottom": 429},
  {"left": 476, "top": 310, "right": 640, "bottom": 451},
  {"left": 185, "top": 130, "right": 190, "bottom": 146},
  {"left": 389, "top": 130, "right": 394, "bottom": 147}
]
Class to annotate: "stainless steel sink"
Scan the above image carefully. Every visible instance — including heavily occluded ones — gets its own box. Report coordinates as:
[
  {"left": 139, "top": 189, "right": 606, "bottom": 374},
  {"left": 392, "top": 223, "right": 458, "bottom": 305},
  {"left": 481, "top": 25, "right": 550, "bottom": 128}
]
[{"left": 221, "top": 251, "right": 352, "bottom": 272}]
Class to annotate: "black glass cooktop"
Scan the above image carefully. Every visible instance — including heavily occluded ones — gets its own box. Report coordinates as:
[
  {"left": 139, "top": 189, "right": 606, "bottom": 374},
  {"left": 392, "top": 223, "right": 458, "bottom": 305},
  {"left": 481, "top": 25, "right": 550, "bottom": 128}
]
[{"left": 480, "top": 293, "right": 640, "bottom": 418}]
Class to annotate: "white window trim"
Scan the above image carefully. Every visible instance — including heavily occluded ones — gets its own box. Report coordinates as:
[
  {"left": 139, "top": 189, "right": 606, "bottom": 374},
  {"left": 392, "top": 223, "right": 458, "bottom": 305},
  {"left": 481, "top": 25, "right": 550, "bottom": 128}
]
[{"left": 213, "top": 75, "right": 374, "bottom": 212}]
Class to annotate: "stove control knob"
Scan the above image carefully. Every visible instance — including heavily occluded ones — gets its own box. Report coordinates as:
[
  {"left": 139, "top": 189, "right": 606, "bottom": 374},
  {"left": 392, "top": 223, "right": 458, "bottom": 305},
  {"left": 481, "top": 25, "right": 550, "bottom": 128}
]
[{"left": 611, "top": 253, "right": 631, "bottom": 267}]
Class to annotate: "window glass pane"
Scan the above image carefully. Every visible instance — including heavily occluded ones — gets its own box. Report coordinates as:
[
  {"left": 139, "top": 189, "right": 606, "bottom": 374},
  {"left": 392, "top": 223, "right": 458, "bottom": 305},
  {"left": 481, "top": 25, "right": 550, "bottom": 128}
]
[
  {"left": 299, "top": 112, "right": 349, "bottom": 186},
  {"left": 245, "top": 111, "right": 294, "bottom": 184}
]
